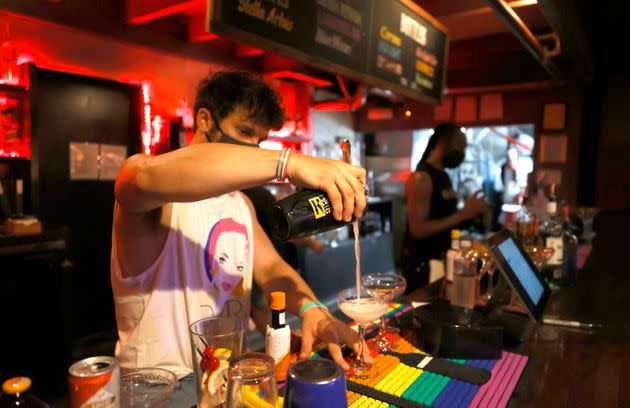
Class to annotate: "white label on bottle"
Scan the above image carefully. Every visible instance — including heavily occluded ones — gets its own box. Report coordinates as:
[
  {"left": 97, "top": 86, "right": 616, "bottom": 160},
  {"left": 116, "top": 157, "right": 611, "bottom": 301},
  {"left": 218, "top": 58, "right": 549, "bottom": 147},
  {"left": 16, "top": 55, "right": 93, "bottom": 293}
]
[
  {"left": 265, "top": 325, "right": 291, "bottom": 365},
  {"left": 546, "top": 237, "right": 563, "bottom": 266},
  {"left": 547, "top": 202, "right": 557, "bottom": 215},
  {"left": 452, "top": 240, "right": 460, "bottom": 250},
  {"left": 279, "top": 312, "right": 285, "bottom": 326}
]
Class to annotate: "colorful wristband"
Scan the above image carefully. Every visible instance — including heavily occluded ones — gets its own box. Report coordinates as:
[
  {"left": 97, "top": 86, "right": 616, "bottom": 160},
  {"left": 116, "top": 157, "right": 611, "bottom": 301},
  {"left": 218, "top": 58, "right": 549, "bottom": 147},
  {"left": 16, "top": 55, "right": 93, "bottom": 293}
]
[{"left": 299, "top": 301, "right": 328, "bottom": 318}]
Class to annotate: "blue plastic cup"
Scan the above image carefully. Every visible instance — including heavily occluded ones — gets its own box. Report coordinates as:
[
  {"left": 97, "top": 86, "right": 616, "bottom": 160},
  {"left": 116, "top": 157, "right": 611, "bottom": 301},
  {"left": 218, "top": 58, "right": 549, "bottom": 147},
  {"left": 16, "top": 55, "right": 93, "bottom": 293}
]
[{"left": 283, "top": 358, "right": 347, "bottom": 408}]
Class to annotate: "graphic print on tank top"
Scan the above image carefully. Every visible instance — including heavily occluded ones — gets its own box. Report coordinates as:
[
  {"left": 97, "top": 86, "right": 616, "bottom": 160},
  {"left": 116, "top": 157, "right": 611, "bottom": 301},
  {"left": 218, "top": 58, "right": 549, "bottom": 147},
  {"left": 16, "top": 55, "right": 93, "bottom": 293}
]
[{"left": 204, "top": 217, "right": 249, "bottom": 320}]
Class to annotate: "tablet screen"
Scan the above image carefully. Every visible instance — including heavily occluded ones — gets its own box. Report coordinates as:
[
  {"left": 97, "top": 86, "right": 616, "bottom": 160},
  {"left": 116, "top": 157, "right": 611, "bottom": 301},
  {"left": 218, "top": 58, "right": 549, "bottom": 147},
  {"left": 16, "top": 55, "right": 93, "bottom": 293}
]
[
  {"left": 487, "top": 230, "right": 550, "bottom": 320},
  {"left": 498, "top": 238, "right": 544, "bottom": 305}
]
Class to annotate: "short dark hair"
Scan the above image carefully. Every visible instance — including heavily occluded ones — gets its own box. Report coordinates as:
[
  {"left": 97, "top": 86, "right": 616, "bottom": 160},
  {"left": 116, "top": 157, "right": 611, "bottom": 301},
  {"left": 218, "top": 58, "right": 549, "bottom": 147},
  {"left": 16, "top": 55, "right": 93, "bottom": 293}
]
[{"left": 194, "top": 71, "right": 284, "bottom": 130}]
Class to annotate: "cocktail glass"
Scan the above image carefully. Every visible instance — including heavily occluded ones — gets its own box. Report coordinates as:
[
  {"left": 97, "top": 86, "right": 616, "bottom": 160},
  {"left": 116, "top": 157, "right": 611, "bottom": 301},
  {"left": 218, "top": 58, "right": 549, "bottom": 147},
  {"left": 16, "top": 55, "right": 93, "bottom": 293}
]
[
  {"left": 361, "top": 273, "right": 406, "bottom": 351},
  {"left": 337, "top": 287, "right": 388, "bottom": 378}
]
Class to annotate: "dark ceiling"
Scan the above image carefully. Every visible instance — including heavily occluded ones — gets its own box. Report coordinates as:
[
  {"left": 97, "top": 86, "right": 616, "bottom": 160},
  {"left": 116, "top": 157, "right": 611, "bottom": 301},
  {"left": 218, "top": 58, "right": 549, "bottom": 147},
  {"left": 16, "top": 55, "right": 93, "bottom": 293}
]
[{"left": 1, "top": 0, "right": 599, "bottom": 92}]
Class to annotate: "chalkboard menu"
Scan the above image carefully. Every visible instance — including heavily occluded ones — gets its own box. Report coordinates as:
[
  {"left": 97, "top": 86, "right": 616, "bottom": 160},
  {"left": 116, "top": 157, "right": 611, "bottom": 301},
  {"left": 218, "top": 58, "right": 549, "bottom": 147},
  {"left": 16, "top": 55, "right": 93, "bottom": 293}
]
[
  {"left": 207, "top": 0, "right": 447, "bottom": 104},
  {"left": 366, "top": 0, "right": 447, "bottom": 102}
]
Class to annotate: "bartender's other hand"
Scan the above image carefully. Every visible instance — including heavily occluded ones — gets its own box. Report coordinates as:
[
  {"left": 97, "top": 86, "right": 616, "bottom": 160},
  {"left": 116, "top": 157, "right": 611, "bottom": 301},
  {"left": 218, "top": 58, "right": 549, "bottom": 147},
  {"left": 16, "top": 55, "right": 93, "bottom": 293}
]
[
  {"left": 286, "top": 154, "right": 367, "bottom": 222},
  {"left": 462, "top": 189, "right": 487, "bottom": 220},
  {"left": 299, "top": 307, "right": 372, "bottom": 371}
]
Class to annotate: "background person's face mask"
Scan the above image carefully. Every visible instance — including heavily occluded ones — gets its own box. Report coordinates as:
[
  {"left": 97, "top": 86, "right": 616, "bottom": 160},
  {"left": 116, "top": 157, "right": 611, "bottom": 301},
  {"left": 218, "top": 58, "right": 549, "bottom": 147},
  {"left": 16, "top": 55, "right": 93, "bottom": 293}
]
[{"left": 442, "top": 149, "right": 465, "bottom": 168}]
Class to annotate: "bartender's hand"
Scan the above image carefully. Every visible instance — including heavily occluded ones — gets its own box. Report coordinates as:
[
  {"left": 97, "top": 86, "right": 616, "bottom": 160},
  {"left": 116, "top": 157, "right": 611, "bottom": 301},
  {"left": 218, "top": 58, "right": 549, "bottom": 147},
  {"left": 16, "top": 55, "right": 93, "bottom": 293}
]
[
  {"left": 286, "top": 154, "right": 367, "bottom": 222},
  {"left": 462, "top": 189, "right": 488, "bottom": 220},
  {"left": 299, "top": 307, "right": 373, "bottom": 370}
]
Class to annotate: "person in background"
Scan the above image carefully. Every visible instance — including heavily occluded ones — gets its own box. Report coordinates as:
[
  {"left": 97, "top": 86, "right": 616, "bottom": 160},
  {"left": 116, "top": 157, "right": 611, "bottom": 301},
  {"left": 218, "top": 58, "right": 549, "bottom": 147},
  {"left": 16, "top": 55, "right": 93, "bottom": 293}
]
[
  {"left": 402, "top": 122, "right": 488, "bottom": 292},
  {"left": 501, "top": 143, "right": 520, "bottom": 205},
  {"left": 111, "top": 71, "right": 368, "bottom": 393}
]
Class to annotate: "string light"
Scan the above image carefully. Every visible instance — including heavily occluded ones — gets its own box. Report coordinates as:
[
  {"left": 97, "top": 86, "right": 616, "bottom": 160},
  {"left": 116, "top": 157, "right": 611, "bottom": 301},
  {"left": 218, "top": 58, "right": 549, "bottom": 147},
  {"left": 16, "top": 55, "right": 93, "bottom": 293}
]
[{"left": 142, "top": 83, "right": 152, "bottom": 155}]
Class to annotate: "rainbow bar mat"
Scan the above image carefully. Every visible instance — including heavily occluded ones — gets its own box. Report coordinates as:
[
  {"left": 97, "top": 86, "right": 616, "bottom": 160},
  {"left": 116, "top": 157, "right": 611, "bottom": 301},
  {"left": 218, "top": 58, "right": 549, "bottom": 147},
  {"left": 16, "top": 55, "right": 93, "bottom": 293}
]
[{"left": 319, "top": 304, "right": 528, "bottom": 408}]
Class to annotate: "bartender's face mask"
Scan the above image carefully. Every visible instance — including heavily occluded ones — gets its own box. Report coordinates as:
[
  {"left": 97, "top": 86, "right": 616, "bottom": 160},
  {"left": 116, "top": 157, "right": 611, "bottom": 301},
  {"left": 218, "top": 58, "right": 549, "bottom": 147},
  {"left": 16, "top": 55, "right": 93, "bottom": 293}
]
[
  {"left": 442, "top": 131, "right": 467, "bottom": 168},
  {"left": 205, "top": 106, "right": 266, "bottom": 148}
]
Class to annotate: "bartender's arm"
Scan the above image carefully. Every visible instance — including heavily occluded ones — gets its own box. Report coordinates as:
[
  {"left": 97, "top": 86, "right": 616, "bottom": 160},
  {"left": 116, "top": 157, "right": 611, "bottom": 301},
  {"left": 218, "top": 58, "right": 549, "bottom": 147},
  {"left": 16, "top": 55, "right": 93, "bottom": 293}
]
[
  {"left": 114, "top": 144, "right": 366, "bottom": 279},
  {"left": 245, "top": 195, "right": 368, "bottom": 370},
  {"left": 406, "top": 172, "right": 486, "bottom": 240},
  {"left": 116, "top": 143, "right": 366, "bottom": 221}
]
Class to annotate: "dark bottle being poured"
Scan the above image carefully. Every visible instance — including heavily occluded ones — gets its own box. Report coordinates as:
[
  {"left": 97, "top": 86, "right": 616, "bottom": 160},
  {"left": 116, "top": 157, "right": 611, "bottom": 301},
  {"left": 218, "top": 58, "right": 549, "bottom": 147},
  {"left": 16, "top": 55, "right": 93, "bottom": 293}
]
[{"left": 268, "top": 140, "right": 360, "bottom": 240}]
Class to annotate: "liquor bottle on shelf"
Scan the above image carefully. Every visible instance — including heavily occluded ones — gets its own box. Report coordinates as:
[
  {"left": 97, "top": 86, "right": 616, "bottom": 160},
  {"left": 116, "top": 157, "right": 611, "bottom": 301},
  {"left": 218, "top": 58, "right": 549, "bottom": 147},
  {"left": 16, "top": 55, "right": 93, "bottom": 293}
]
[
  {"left": 445, "top": 229, "right": 461, "bottom": 283},
  {"left": 442, "top": 229, "right": 461, "bottom": 301},
  {"left": 515, "top": 189, "right": 537, "bottom": 245},
  {"left": 451, "top": 238, "right": 479, "bottom": 309},
  {"left": 539, "top": 184, "right": 568, "bottom": 287}
]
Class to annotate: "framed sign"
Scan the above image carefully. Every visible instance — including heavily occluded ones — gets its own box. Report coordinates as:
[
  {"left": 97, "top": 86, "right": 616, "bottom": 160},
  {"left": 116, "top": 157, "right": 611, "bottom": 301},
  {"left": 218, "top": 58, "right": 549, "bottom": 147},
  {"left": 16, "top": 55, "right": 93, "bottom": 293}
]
[{"left": 207, "top": 0, "right": 448, "bottom": 104}]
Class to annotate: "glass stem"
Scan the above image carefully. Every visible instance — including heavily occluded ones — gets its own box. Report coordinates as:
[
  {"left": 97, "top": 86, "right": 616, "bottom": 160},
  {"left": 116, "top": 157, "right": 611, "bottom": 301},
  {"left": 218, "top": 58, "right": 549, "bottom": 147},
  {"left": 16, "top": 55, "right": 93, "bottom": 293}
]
[
  {"left": 380, "top": 315, "right": 387, "bottom": 334},
  {"left": 357, "top": 324, "right": 366, "bottom": 363}
]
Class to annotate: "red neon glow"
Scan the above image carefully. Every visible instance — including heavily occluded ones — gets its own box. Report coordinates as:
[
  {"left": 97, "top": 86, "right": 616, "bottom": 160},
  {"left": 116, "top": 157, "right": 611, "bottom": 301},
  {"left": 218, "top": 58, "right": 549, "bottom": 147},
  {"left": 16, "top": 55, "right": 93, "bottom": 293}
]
[
  {"left": 188, "top": 14, "right": 219, "bottom": 42},
  {"left": 142, "top": 83, "right": 152, "bottom": 155},
  {"left": 312, "top": 101, "right": 352, "bottom": 111},
  {"left": 268, "top": 71, "right": 333, "bottom": 87},
  {"left": 152, "top": 115, "right": 163, "bottom": 147},
  {"left": 126, "top": 0, "right": 205, "bottom": 24}
]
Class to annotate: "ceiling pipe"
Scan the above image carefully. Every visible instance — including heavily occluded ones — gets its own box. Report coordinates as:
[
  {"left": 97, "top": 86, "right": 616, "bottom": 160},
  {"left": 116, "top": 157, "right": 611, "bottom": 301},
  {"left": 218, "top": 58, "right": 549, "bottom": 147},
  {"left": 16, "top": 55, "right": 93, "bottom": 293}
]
[{"left": 485, "top": 0, "right": 563, "bottom": 79}]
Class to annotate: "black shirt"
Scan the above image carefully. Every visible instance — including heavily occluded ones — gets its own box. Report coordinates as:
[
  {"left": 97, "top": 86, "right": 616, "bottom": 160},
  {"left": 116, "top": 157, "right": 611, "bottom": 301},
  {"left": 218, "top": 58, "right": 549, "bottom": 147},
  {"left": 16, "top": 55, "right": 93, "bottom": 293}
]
[{"left": 403, "top": 162, "right": 458, "bottom": 263}]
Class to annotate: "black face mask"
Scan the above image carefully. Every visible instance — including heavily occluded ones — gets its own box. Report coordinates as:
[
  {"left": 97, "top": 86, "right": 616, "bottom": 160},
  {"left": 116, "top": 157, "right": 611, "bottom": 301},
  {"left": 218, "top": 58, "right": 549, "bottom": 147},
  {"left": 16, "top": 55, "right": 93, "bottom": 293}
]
[
  {"left": 442, "top": 150, "right": 465, "bottom": 168},
  {"left": 205, "top": 110, "right": 260, "bottom": 148},
  {"left": 211, "top": 131, "right": 260, "bottom": 148}
]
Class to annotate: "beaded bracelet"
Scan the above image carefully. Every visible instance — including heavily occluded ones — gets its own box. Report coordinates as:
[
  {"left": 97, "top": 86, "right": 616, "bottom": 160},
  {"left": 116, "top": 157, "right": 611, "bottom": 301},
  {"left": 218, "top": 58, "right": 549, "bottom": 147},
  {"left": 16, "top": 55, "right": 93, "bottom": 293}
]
[{"left": 299, "top": 301, "right": 328, "bottom": 318}]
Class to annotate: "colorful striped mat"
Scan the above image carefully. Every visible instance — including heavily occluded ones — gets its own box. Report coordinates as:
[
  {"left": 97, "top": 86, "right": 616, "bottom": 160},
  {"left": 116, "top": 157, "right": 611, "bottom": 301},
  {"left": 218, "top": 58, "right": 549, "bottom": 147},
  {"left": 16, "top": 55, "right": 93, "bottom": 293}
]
[{"left": 313, "top": 303, "right": 528, "bottom": 408}]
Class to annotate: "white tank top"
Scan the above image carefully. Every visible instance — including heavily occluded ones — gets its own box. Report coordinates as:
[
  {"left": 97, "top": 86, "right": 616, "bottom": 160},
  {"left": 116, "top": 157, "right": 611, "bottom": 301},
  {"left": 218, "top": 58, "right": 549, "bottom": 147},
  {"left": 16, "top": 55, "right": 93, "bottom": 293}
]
[{"left": 111, "top": 193, "right": 254, "bottom": 379}]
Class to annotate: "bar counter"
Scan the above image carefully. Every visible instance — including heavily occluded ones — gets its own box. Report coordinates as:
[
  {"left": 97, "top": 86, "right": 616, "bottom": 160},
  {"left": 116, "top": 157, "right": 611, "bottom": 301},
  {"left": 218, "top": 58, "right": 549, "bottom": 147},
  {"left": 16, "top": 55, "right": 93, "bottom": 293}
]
[
  {"left": 407, "top": 210, "right": 630, "bottom": 407},
  {"left": 167, "top": 212, "right": 630, "bottom": 407}
]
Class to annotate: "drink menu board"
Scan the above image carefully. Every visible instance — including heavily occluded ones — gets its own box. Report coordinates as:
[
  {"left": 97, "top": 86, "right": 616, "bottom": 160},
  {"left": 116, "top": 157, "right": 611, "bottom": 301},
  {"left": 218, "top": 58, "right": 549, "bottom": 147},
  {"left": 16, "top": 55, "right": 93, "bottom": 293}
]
[
  {"left": 366, "top": 0, "right": 447, "bottom": 102},
  {"left": 208, "top": 0, "right": 447, "bottom": 104}
]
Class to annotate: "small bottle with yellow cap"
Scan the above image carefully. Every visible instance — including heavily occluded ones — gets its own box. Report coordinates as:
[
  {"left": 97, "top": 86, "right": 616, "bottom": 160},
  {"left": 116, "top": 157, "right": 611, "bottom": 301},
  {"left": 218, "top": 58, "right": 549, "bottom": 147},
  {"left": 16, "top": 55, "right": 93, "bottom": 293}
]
[
  {"left": 0, "top": 377, "right": 49, "bottom": 407},
  {"left": 265, "top": 291, "right": 291, "bottom": 382}
]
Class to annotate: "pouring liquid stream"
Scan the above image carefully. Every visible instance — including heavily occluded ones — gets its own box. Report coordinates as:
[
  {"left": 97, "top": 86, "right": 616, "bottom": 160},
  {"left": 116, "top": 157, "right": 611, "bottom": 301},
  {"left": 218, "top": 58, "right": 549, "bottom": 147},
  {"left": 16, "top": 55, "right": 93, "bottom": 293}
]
[
  {"left": 353, "top": 220, "right": 361, "bottom": 300},
  {"left": 340, "top": 139, "right": 362, "bottom": 302}
]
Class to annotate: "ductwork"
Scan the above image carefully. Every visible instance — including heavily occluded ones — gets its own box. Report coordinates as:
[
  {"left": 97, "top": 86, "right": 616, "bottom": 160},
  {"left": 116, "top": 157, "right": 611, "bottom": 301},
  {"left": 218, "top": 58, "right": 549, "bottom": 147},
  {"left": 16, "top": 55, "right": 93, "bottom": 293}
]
[
  {"left": 485, "top": 0, "right": 563, "bottom": 79},
  {"left": 312, "top": 75, "right": 367, "bottom": 111}
]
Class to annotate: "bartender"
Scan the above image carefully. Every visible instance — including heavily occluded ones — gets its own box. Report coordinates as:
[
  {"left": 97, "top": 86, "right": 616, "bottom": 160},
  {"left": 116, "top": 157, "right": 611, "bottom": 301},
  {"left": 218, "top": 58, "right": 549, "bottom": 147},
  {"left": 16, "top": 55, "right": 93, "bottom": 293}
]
[
  {"left": 402, "top": 122, "right": 487, "bottom": 292},
  {"left": 111, "top": 71, "right": 369, "bottom": 398}
]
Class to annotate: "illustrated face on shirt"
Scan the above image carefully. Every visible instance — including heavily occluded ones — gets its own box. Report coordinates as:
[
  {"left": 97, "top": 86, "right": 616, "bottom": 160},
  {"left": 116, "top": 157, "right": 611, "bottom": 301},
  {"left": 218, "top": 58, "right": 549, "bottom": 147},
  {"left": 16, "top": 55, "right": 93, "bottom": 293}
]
[
  {"left": 212, "top": 232, "right": 248, "bottom": 294},
  {"left": 204, "top": 218, "right": 250, "bottom": 298}
]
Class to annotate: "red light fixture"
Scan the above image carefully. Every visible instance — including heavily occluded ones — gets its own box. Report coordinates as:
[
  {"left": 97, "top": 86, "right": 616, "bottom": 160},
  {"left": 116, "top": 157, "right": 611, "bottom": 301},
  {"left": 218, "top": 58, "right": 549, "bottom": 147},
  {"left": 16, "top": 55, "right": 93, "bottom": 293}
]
[
  {"left": 267, "top": 70, "right": 333, "bottom": 87},
  {"left": 141, "top": 83, "right": 152, "bottom": 155},
  {"left": 312, "top": 76, "right": 366, "bottom": 112}
]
